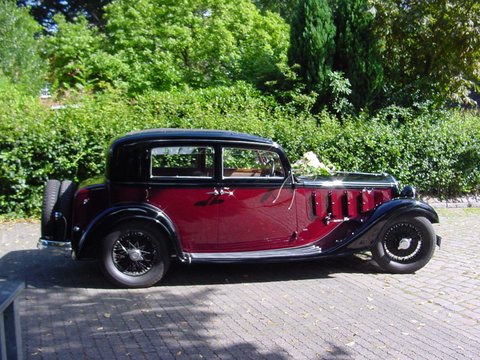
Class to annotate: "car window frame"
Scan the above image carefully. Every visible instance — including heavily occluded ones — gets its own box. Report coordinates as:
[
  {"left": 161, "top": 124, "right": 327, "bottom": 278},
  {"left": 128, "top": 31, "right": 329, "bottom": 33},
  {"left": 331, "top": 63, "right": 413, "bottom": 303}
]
[
  {"left": 149, "top": 143, "right": 216, "bottom": 180},
  {"left": 220, "top": 145, "right": 287, "bottom": 182}
]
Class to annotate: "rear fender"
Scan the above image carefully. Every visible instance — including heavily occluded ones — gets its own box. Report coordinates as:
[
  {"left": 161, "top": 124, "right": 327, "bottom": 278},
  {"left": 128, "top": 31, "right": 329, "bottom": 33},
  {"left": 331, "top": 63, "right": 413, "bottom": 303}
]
[
  {"left": 76, "top": 203, "right": 185, "bottom": 260},
  {"left": 345, "top": 199, "right": 439, "bottom": 251}
]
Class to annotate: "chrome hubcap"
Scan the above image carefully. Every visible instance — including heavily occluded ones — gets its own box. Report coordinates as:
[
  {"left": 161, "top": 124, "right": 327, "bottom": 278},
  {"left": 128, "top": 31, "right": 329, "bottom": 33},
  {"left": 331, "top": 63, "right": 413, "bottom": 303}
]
[
  {"left": 398, "top": 238, "right": 412, "bottom": 250},
  {"left": 383, "top": 223, "right": 423, "bottom": 263},
  {"left": 112, "top": 231, "right": 157, "bottom": 276},
  {"left": 128, "top": 249, "right": 144, "bottom": 261}
]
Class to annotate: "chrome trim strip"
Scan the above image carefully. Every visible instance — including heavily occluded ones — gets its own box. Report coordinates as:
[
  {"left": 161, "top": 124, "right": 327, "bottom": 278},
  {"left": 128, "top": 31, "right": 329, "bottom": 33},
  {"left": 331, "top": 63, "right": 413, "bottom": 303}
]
[
  {"left": 304, "top": 181, "right": 397, "bottom": 188},
  {"left": 187, "top": 244, "right": 322, "bottom": 262},
  {"left": 37, "top": 238, "right": 72, "bottom": 252}
]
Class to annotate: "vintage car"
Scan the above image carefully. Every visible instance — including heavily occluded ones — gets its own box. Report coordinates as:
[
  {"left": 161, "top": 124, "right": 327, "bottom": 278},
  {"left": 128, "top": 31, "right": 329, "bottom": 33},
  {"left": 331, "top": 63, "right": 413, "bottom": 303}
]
[{"left": 39, "top": 129, "right": 441, "bottom": 288}]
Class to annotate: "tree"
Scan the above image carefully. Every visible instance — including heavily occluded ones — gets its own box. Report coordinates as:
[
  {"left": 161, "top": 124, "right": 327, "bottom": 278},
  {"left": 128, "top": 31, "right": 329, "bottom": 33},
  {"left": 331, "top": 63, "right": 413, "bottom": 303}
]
[
  {"left": 288, "top": 0, "right": 336, "bottom": 96},
  {"left": 45, "top": 0, "right": 290, "bottom": 94},
  {"left": 0, "top": 0, "right": 45, "bottom": 94},
  {"left": 17, "top": 0, "right": 111, "bottom": 29},
  {"left": 333, "top": 0, "right": 383, "bottom": 110},
  {"left": 253, "top": 0, "right": 300, "bottom": 22},
  {"left": 372, "top": 0, "right": 480, "bottom": 106},
  {"left": 44, "top": 14, "right": 102, "bottom": 91}
]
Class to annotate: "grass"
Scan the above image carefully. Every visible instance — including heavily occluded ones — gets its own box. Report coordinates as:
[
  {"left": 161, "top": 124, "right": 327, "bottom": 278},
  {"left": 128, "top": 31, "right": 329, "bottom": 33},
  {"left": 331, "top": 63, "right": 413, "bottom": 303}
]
[
  {"left": 435, "top": 207, "right": 480, "bottom": 218},
  {"left": 0, "top": 215, "right": 39, "bottom": 224}
]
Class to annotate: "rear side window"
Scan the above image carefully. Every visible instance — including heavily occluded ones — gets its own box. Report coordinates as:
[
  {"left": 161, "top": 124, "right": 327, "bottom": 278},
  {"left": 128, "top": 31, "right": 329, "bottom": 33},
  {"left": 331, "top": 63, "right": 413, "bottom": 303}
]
[{"left": 151, "top": 146, "right": 214, "bottom": 178}]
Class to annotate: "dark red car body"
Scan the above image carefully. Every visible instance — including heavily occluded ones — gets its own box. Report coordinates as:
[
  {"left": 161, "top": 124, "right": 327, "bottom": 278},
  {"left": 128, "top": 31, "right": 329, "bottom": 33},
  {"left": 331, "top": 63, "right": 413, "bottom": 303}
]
[{"left": 39, "top": 129, "right": 440, "bottom": 287}]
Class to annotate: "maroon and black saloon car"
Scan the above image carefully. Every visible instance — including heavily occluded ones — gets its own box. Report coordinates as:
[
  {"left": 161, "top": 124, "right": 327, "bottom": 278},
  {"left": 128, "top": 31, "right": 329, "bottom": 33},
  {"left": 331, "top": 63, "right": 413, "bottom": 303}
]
[{"left": 39, "top": 129, "right": 440, "bottom": 288}]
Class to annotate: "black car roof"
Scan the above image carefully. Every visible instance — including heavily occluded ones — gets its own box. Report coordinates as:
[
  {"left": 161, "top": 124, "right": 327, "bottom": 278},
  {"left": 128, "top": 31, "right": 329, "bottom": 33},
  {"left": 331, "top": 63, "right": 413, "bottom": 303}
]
[
  {"left": 107, "top": 129, "right": 285, "bottom": 182},
  {"left": 115, "top": 128, "right": 275, "bottom": 146}
]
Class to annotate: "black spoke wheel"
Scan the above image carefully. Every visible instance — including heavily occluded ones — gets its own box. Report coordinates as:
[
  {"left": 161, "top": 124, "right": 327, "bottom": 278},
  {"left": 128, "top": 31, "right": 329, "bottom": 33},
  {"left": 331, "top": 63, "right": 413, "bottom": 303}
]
[
  {"left": 372, "top": 215, "right": 435, "bottom": 274},
  {"left": 101, "top": 222, "right": 170, "bottom": 288}
]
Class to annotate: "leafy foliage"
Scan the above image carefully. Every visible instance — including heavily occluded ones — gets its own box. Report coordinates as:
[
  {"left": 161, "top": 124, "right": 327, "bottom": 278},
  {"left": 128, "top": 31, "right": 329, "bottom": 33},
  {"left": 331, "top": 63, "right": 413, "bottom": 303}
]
[
  {"left": 332, "top": 0, "right": 383, "bottom": 110},
  {"left": 326, "top": 70, "right": 353, "bottom": 115},
  {"left": 372, "top": 0, "right": 480, "bottom": 106},
  {"left": 288, "top": 0, "right": 384, "bottom": 112},
  {"left": 313, "top": 108, "right": 480, "bottom": 197},
  {"left": 44, "top": 0, "right": 289, "bottom": 94},
  {"left": 253, "top": 0, "right": 300, "bottom": 22},
  {"left": 288, "top": 0, "right": 336, "bottom": 95},
  {"left": 0, "top": 0, "right": 46, "bottom": 94},
  {"left": 44, "top": 14, "right": 102, "bottom": 91},
  {"left": 12, "top": 0, "right": 480, "bottom": 109},
  {"left": 17, "top": 0, "right": 110, "bottom": 29},
  {"left": 1, "top": 80, "right": 479, "bottom": 217},
  {"left": 1, "top": 0, "right": 480, "bottom": 219}
]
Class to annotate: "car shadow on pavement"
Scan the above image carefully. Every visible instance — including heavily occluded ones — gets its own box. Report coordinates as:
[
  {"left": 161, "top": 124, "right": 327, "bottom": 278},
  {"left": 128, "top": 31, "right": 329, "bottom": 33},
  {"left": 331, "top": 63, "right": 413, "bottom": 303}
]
[
  {"left": 1, "top": 248, "right": 379, "bottom": 289},
  {"left": 162, "top": 255, "right": 380, "bottom": 287},
  {"left": 0, "top": 249, "right": 111, "bottom": 289},
  {"left": 1, "top": 249, "right": 364, "bottom": 359}
]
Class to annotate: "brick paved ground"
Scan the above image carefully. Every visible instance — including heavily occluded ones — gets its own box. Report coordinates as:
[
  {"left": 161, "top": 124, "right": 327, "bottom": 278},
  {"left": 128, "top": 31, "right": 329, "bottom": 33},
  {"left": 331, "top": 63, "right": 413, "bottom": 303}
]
[{"left": 1, "top": 209, "right": 479, "bottom": 359}]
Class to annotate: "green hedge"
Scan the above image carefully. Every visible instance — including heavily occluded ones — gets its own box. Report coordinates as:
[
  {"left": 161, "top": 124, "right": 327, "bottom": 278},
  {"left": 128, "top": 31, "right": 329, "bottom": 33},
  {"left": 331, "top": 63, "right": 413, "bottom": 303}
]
[
  {"left": 1, "top": 82, "right": 479, "bottom": 218},
  {"left": 312, "top": 109, "right": 480, "bottom": 197}
]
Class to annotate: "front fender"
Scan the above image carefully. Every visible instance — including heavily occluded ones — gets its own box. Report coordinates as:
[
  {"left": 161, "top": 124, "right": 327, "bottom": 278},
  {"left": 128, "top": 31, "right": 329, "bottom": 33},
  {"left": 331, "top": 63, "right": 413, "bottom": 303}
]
[
  {"left": 368, "top": 198, "right": 438, "bottom": 224},
  {"left": 75, "top": 203, "right": 185, "bottom": 260},
  {"left": 345, "top": 198, "right": 439, "bottom": 251}
]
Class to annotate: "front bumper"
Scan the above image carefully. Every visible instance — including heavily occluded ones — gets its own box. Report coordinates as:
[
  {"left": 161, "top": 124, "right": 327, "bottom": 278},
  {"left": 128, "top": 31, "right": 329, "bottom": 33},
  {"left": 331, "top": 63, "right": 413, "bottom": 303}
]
[{"left": 436, "top": 235, "right": 442, "bottom": 248}]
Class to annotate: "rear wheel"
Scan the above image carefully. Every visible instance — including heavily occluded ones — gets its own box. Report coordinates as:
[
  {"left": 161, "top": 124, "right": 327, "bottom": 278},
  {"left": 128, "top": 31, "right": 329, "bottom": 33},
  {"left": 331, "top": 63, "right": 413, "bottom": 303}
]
[
  {"left": 100, "top": 222, "right": 170, "bottom": 288},
  {"left": 372, "top": 215, "right": 435, "bottom": 273}
]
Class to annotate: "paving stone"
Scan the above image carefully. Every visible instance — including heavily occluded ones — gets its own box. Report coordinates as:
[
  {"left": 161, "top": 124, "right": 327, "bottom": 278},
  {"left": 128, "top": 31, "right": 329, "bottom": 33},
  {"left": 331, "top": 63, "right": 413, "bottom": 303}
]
[{"left": 0, "top": 210, "right": 479, "bottom": 359}]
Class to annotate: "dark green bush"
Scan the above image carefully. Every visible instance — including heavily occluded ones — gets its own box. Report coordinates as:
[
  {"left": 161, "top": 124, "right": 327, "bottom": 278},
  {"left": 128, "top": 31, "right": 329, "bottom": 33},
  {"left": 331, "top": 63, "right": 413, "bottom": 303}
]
[{"left": 1, "top": 82, "right": 479, "bottom": 218}]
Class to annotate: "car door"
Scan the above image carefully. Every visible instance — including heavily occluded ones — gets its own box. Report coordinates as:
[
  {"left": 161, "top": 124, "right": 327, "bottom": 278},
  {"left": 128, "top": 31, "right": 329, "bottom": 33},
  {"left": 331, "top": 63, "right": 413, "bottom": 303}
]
[
  {"left": 146, "top": 144, "right": 219, "bottom": 252},
  {"left": 216, "top": 146, "right": 298, "bottom": 252}
]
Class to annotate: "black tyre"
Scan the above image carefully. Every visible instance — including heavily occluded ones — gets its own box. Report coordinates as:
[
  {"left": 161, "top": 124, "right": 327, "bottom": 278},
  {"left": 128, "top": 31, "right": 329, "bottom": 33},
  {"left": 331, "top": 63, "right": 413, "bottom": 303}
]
[
  {"left": 100, "top": 222, "right": 170, "bottom": 288},
  {"left": 372, "top": 215, "right": 436, "bottom": 274},
  {"left": 56, "top": 180, "right": 77, "bottom": 240},
  {"left": 41, "top": 179, "right": 61, "bottom": 239}
]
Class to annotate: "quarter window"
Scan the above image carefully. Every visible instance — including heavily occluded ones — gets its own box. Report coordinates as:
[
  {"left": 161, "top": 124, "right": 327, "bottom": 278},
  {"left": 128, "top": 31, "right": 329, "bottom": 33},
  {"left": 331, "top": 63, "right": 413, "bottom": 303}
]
[
  {"left": 223, "top": 147, "right": 285, "bottom": 178},
  {"left": 151, "top": 146, "right": 214, "bottom": 178}
]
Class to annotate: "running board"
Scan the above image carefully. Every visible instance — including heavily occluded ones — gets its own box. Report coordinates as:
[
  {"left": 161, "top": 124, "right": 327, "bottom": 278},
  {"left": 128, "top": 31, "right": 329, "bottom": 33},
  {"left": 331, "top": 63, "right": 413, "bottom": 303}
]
[{"left": 186, "top": 244, "right": 322, "bottom": 263}]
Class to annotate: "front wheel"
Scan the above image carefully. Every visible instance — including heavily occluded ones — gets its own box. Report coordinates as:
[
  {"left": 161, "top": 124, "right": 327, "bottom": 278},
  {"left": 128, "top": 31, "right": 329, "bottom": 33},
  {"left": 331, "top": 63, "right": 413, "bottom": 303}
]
[
  {"left": 372, "top": 215, "right": 436, "bottom": 274},
  {"left": 100, "top": 222, "right": 170, "bottom": 288}
]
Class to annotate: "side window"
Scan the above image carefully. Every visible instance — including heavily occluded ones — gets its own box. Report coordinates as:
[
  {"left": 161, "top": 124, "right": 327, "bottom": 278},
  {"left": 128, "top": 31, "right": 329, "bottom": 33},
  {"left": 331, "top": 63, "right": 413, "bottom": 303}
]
[
  {"left": 151, "top": 146, "right": 214, "bottom": 178},
  {"left": 223, "top": 147, "right": 285, "bottom": 178}
]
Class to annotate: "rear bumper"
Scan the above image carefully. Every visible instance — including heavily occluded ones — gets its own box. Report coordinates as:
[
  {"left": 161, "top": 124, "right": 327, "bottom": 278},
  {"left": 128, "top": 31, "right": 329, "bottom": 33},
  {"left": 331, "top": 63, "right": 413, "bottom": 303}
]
[{"left": 37, "top": 238, "right": 72, "bottom": 252}]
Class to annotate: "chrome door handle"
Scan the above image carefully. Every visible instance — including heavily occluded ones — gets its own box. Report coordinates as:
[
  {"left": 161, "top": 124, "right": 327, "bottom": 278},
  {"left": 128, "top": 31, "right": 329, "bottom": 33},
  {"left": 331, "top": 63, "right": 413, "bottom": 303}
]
[
  {"left": 219, "top": 188, "right": 234, "bottom": 196},
  {"left": 206, "top": 189, "right": 219, "bottom": 196}
]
